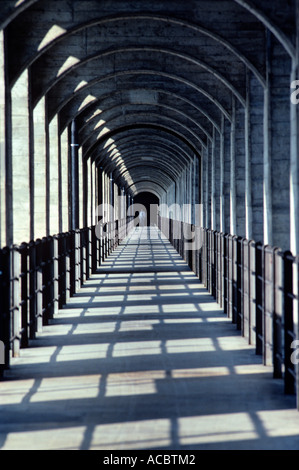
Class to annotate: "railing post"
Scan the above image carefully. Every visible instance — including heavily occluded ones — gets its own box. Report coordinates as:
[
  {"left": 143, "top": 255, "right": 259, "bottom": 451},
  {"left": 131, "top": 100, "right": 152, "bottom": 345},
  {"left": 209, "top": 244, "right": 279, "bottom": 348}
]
[
  {"left": 263, "top": 246, "right": 275, "bottom": 366},
  {"left": 74, "top": 229, "right": 81, "bottom": 291},
  {"left": 0, "top": 247, "right": 11, "bottom": 374},
  {"left": 65, "top": 234, "right": 71, "bottom": 302},
  {"left": 255, "top": 242, "right": 264, "bottom": 356},
  {"left": 11, "top": 246, "right": 21, "bottom": 357},
  {"left": 227, "top": 235, "right": 233, "bottom": 320},
  {"left": 69, "top": 231, "right": 76, "bottom": 297},
  {"left": 273, "top": 248, "right": 283, "bottom": 379},
  {"left": 19, "top": 243, "right": 29, "bottom": 348},
  {"left": 249, "top": 240, "right": 256, "bottom": 346},
  {"left": 42, "top": 236, "right": 54, "bottom": 325},
  {"left": 58, "top": 234, "right": 66, "bottom": 309},
  {"left": 242, "top": 239, "right": 250, "bottom": 340},
  {"left": 296, "top": 256, "right": 299, "bottom": 410},
  {"left": 92, "top": 225, "right": 98, "bottom": 274},
  {"left": 88, "top": 227, "right": 93, "bottom": 277},
  {"left": 214, "top": 231, "right": 217, "bottom": 298},
  {"left": 223, "top": 234, "right": 228, "bottom": 315},
  {"left": 53, "top": 236, "right": 59, "bottom": 315},
  {"left": 283, "top": 251, "right": 296, "bottom": 395},
  {"left": 207, "top": 230, "right": 210, "bottom": 293},
  {"left": 35, "top": 239, "right": 43, "bottom": 333},
  {"left": 235, "top": 236, "right": 242, "bottom": 331},
  {"left": 29, "top": 241, "right": 37, "bottom": 339},
  {"left": 81, "top": 229, "right": 87, "bottom": 285}
]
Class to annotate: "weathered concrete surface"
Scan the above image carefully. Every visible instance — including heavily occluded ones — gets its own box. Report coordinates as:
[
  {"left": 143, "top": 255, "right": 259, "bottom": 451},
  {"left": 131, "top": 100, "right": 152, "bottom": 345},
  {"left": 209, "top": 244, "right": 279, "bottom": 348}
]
[{"left": 1, "top": 227, "right": 299, "bottom": 450}]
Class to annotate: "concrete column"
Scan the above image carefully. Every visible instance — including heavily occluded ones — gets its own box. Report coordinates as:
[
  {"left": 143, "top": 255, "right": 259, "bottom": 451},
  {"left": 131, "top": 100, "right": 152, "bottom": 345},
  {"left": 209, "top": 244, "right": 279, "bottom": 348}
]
[
  {"left": 192, "top": 155, "right": 200, "bottom": 225},
  {"left": 290, "top": 59, "right": 299, "bottom": 256},
  {"left": 265, "top": 33, "right": 291, "bottom": 250},
  {"left": 87, "top": 157, "right": 92, "bottom": 226},
  {"left": 223, "top": 117, "right": 231, "bottom": 234},
  {"left": 90, "top": 160, "right": 95, "bottom": 225},
  {"left": 248, "top": 72, "right": 264, "bottom": 243},
  {"left": 235, "top": 100, "right": 246, "bottom": 238},
  {"left": 0, "top": 31, "right": 5, "bottom": 247},
  {"left": 70, "top": 119, "right": 79, "bottom": 230},
  {"left": 214, "top": 129, "right": 221, "bottom": 232},
  {"left": 291, "top": 3, "right": 299, "bottom": 408},
  {"left": 11, "top": 70, "right": 30, "bottom": 244},
  {"left": 263, "top": 33, "right": 273, "bottom": 247},
  {"left": 245, "top": 70, "right": 253, "bottom": 240},
  {"left": 33, "top": 97, "right": 46, "bottom": 239},
  {"left": 203, "top": 144, "right": 210, "bottom": 228},
  {"left": 219, "top": 116, "right": 225, "bottom": 233},
  {"left": 230, "top": 97, "right": 237, "bottom": 235},
  {"left": 211, "top": 131, "right": 216, "bottom": 230},
  {"left": 78, "top": 147, "right": 83, "bottom": 228},
  {"left": 49, "top": 115, "right": 59, "bottom": 235},
  {"left": 60, "top": 127, "right": 68, "bottom": 233}
]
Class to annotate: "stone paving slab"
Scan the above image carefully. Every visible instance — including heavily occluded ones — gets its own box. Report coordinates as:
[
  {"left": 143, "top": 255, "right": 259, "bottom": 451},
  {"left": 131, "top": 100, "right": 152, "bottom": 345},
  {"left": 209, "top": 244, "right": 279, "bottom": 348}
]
[{"left": 0, "top": 227, "right": 299, "bottom": 450}]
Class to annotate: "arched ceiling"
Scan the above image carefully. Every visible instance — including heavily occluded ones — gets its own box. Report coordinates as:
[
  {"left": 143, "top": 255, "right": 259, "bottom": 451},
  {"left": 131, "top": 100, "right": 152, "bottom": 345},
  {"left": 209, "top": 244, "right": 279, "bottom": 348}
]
[{"left": 1, "top": 0, "right": 296, "bottom": 196}]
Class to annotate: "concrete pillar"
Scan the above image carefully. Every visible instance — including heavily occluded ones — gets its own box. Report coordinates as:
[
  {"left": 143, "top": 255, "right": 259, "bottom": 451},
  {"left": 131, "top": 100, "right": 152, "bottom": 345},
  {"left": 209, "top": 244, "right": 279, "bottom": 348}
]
[
  {"left": 223, "top": 117, "right": 231, "bottom": 234},
  {"left": 211, "top": 131, "right": 216, "bottom": 230},
  {"left": 11, "top": 70, "right": 30, "bottom": 244},
  {"left": 60, "top": 127, "right": 68, "bottom": 233},
  {"left": 291, "top": 1, "right": 299, "bottom": 409},
  {"left": 192, "top": 155, "right": 200, "bottom": 225},
  {"left": 230, "top": 97, "right": 237, "bottom": 235},
  {"left": 188, "top": 161, "right": 192, "bottom": 223},
  {"left": 33, "top": 97, "right": 47, "bottom": 239},
  {"left": 49, "top": 115, "right": 59, "bottom": 235},
  {"left": 87, "top": 157, "right": 92, "bottom": 226},
  {"left": 290, "top": 58, "right": 299, "bottom": 256},
  {"left": 0, "top": 31, "right": 5, "bottom": 247},
  {"left": 235, "top": 100, "right": 246, "bottom": 238},
  {"left": 70, "top": 119, "right": 79, "bottom": 230},
  {"left": 248, "top": 72, "right": 264, "bottom": 243},
  {"left": 202, "top": 144, "right": 210, "bottom": 228},
  {"left": 245, "top": 70, "right": 253, "bottom": 241},
  {"left": 90, "top": 160, "right": 95, "bottom": 225},
  {"left": 214, "top": 129, "right": 221, "bottom": 232},
  {"left": 265, "top": 32, "right": 291, "bottom": 250},
  {"left": 219, "top": 116, "right": 225, "bottom": 233},
  {"left": 78, "top": 147, "right": 83, "bottom": 228}
]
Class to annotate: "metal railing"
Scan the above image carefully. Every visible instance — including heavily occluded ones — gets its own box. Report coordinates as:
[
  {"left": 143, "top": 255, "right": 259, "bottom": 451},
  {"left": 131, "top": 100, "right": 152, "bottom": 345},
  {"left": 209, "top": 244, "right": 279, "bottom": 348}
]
[
  {"left": 158, "top": 216, "right": 299, "bottom": 410},
  {"left": 0, "top": 217, "right": 133, "bottom": 378}
]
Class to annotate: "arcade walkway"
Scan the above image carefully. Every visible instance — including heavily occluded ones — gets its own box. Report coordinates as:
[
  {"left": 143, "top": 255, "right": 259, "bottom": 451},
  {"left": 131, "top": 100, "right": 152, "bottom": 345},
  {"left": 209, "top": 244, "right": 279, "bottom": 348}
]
[{"left": 1, "top": 227, "right": 299, "bottom": 450}]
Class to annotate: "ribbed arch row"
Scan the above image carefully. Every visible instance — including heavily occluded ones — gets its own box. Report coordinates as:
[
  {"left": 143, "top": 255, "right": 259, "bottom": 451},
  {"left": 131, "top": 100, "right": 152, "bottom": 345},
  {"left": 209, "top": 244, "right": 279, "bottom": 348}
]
[{"left": 0, "top": 0, "right": 298, "bottom": 254}]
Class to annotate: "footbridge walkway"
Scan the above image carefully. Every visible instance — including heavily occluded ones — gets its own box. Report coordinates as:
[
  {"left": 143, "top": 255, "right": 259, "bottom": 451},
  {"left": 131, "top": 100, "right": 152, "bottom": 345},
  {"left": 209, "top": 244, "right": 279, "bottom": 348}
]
[{"left": 1, "top": 227, "right": 299, "bottom": 450}]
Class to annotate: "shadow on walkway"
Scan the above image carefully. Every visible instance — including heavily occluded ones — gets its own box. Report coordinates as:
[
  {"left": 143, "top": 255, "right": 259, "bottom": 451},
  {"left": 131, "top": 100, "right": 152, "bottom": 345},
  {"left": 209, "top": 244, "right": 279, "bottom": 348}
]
[{"left": 0, "top": 227, "right": 298, "bottom": 450}]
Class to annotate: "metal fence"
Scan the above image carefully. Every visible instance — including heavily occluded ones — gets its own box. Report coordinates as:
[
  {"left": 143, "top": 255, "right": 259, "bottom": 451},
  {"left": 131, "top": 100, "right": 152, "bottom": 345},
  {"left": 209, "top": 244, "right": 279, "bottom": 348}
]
[
  {"left": 0, "top": 217, "right": 133, "bottom": 378},
  {"left": 158, "top": 216, "right": 299, "bottom": 410}
]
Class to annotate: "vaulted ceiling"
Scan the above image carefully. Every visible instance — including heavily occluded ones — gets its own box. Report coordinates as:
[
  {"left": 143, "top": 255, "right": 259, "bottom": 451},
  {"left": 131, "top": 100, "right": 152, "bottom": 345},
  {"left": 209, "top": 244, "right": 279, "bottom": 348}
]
[{"left": 1, "top": 0, "right": 296, "bottom": 197}]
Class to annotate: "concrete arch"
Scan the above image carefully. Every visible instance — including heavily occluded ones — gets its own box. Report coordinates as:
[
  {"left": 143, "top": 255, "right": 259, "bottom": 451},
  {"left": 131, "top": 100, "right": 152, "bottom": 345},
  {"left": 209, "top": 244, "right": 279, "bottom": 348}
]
[
  {"left": 233, "top": 0, "right": 296, "bottom": 59},
  {"left": 106, "top": 152, "right": 184, "bottom": 184},
  {"left": 36, "top": 46, "right": 246, "bottom": 108},
  {"left": 92, "top": 130, "right": 194, "bottom": 168},
  {"left": 98, "top": 141, "right": 191, "bottom": 173},
  {"left": 59, "top": 77, "right": 222, "bottom": 133},
  {"left": 130, "top": 182, "right": 166, "bottom": 199},
  {"left": 87, "top": 123, "right": 201, "bottom": 169},
  {"left": 77, "top": 88, "right": 217, "bottom": 139},
  {"left": 46, "top": 48, "right": 239, "bottom": 122},
  {"left": 82, "top": 114, "right": 204, "bottom": 161},
  {"left": 6, "top": 8, "right": 268, "bottom": 86},
  {"left": 78, "top": 101, "right": 212, "bottom": 148}
]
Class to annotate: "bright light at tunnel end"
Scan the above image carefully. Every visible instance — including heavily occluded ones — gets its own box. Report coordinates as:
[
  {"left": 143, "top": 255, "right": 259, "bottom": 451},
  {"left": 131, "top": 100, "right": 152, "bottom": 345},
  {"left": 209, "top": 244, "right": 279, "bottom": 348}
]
[{"left": 94, "top": 200, "right": 203, "bottom": 250}]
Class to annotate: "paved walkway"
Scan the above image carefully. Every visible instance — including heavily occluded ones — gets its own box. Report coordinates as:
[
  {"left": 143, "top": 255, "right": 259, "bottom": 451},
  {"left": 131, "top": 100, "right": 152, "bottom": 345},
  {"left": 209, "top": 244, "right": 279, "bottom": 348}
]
[{"left": 1, "top": 227, "right": 299, "bottom": 450}]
